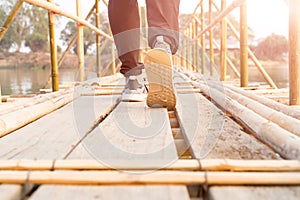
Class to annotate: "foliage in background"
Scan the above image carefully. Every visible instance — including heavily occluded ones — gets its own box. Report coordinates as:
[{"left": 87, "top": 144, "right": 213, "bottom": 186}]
[
  {"left": 254, "top": 33, "right": 288, "bottom": 61},
  {"left": 60, "top": 13, "right": 110, "bottom": 55},
  {"left": 0, "top": 0, "right": 49, "bottom": 52}
]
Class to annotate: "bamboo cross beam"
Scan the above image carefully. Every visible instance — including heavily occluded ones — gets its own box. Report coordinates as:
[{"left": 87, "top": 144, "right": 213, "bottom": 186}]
[
  {"left": 0, "top": 159, "right": 300, "bottom": 172},
  {"left": 182, "top": 0, "right": 203, "bottom": 30},
  {"left": 196, "top": 0, "right": 246, "bottom": 38},
  {"left": 0, "top": 170, "right": 299, "bottom": 185},
  {"left": 211, "top": 0, "right": 278, "bottom": 89},
  {"left": 22, "top": 0, "right": 112, "bottom": 40},
  {"left": 193, "top": 15, "right": 240, "bottom": 78},
  {"left": 0, "top": 1, "right": 23, "bottom": 41}
]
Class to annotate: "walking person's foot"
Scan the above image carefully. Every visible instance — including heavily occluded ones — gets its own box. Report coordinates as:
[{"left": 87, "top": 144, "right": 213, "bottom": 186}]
[{"left": 122, "top": 74, "right": 148, "bottom": 102}]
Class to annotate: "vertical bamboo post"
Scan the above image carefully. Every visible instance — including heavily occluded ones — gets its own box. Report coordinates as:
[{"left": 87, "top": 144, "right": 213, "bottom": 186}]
[
  {"left": 209, "top": 0, "right": 214, "bottom": 75},
  {"left": 48, "top": 0, "right": 59, "bottom": 91},
  {"left": 185, "top": 30, "right": 188, "bottom": 69},
  {"left": 186, "top": 27, "right": 190, "bottom": 70},
  {"left": 139, "top": 6, "right": 147, "bottom": 62},
  {"left": 76, "top": 0, "right": 85, "bottom": 81},
  {"left": 0, "top": 1, "right": 23, "bottom": 42},
  {"left": 220, "top": 0, "right": 227, "bottom": 81},
  {"left": 192, "top": 20, "right": 196, "bottom": 71},
  {"left": 201, "top": 3, "right": 205, "bottom": 74},
  {"left": 191, "top": 20, "right": 194, "bottom": 71},
  {"left": 111, "top": 44, "right": 116, "bottom": 75},
  {"left": 95, "top": 0, "right": 101, "bottom": 77},
  {"left": 240, "top": 1, "right": 248, "bottom": 87},
  {"left": 193, "top": 19, "right": 199, "bottom": 72},
  {"left": 181, "top": 33, "right": 186, "bottom": 67},
  {"left": 289, "top": 0, "right": 300, "bottom": 105}
]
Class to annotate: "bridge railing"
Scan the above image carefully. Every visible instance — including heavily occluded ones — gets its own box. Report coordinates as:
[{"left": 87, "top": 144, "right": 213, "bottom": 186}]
[
  {"left": 178, "top": 0, "right": 278, "bottom": 89},
  {"left": 0, "top": 0, "right": 117, "bottom": 92}
]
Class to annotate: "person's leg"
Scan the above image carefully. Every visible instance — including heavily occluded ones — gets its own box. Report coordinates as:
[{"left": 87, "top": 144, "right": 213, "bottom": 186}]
[
  {"left": 108, "top": 0, "right": 143, "bottom": 76},
  {"left": 145, "top": 0, "right": 180, "bottom": 54}
]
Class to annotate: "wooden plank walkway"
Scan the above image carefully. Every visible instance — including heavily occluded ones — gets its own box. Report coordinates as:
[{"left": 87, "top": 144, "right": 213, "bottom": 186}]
[{"left": 0, "top": 73, "right": 300, "bottom": 199}]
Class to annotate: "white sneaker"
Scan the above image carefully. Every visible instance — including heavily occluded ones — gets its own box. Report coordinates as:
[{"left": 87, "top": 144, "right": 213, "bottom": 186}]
[
  {"left": 122, "top": 74, "right": 148, "bottom": 102},
  {"left": 154, "top": 36, "right": 172, "bottom": 54}
]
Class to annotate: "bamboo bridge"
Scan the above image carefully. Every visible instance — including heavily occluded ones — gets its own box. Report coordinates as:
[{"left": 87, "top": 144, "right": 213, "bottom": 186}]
[{"left": 0, "top": 0, "right": 300, "bottom": 199}]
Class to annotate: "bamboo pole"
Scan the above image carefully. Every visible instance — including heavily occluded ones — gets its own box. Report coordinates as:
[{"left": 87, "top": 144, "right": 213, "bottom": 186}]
[
  {"left": 201, "top": 3, "right": 205, "bottom": 74},
  {"left": 191, "top": 22, "right": 195, "bottom": 71},
  {"left": 197, "top": 0, "right": 246, "bottom": 38},
  {"left": 48, "top": 0, "right": 59, "bottom": 91},
  {"left": 240, "top": 1, "right": 248, "bottom": 87},
  {"left": 198, "top": 83, "right": 300, "bottom": 160},
  {"left": 0, "top": 89, "right": 76, "bottom": 138},
  {"left": 76, "top": 0, "right": 85, "bottom": 81},
  {"left": 0, "top": 171, "right": 299, "bottom": 185},
  {"left": 194, "top": 15, "right": 239, "bottom": 78},
  {"left": 211, "top": 0, "right": 277, "bottom": 89},
  {"left": 186, "top": 29, "right": 190, "bottom": 70},
  {"left": 0, "top": 159, "right": 300, "bottom": 172},
  {"left": 182, "top": 0, "right": 203, "bottom": 30},
  {"left": 211, "top": 83, "right": 300, "bottom": 137},
  {"left": 22, "top": 0, "right": 112, "bottom": 40},
  {"left": 289, "top": 0, "right": 300, "bottom": 105},
  {"left": 0, "top": 1, "right": 23, "bottom": 42},
  {"left": 220, "top": 0, "right": 227, "bottom": 81},
  {"left": 211, "top": 35, "right": 240, "bottom": 78},
  {"left": 225, "top": 84, "right": 300, "bottom": 120},
  {"left": 96, "top": 0, "right": 101, "bottom": 77},
  {"left": 192, "top": 20, "right": 197, "bottom": 71},
  {"left": 44, "top": 4, "right": 97, "bottom": 89},
  {"left": 208, "top": 0, "right": 214, "bottom": 75},
  {"left": 111, "top": 44, "right": 116, "bottom": 75},
  {"left": 181, "top": 35, "right": 186, "bottom": 67}
]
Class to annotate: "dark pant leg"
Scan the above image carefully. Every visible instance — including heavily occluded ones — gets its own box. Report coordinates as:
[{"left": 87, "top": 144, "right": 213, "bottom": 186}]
[
  {"left": 108, "top": 0, "right": 143, "bottom": 76},
  {"left": 146, "top": 0, "right": 180, "bottom": 54}
]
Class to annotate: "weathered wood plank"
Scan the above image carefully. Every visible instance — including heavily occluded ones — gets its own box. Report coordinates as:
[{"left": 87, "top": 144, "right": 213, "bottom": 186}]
[
  {"left": 70, "top": 101, "right": 178, "bottom": 167},
  {"left": 0, "top": 95, "right": 119, "bottom": 198},
  {"left": 0, "top": 95, "right": 119, "bottom": 159},
  {"left": 29, "top": 185, "right": 190, "bottom": 200},
  {"left": 0, "top": 184, "right": 23, "bottom": 200},
  {"left": 29, "top": 102, "right": 190, "bottom": 200},
  {"left": 209, "top": 186, "right": 300, "bottom": 200},
  {"left": 176, "top": 93, "right": 281, "bottom": 160}
]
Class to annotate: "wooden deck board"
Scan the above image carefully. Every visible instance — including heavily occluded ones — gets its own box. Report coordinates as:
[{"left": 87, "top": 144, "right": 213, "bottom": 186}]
[
  {"left": 28, "top": 101, "right": 190, "bottom": 200},
  {"left": 29, "top": 185, "right": 190, "bottom": 200},
  {"left": 0, "top": 95, "right": 119, "bottom": 199},
  {"left": 0, "top": 96, "right": 119, "bottom": 159},
  {"left": 0, "top": 184, "right": 23, "bottom": 200},
  {"left": 74, "top": 101, "right": 178, "bottom": 167},
  {"left": 176, "top": 93, "right": 280, "bottom": 160},
  {"left": 209, "top": 186, "right": 300, "bottom": 200}
]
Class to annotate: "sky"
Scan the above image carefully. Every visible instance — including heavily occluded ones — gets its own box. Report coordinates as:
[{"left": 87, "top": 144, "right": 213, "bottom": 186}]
[{"left": 54, "top": 0, "right": 289, "bottom": 39}]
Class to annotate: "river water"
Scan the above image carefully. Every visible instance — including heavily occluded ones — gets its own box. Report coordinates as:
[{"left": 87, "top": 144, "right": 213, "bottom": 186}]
[{"left": 0, "top": 65, "right": 288, "bottom": 95}]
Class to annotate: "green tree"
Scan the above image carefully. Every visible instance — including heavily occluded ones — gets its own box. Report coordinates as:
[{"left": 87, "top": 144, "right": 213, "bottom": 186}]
[
  {"left": 60, "top": 13, "right": 110, "bottom": 55},
  {"left": 24, "top": 6, "right": 49, "bottom": 52},
  {"left": 0, "top": 0, "right": 49, "bottom": 52},
  {"left": 254, "top": 33, "right": 288, "bottom": 60}
]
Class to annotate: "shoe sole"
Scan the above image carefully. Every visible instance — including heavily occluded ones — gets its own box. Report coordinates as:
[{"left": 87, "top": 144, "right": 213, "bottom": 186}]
[
  {"left": 144, "top": 49, "right": 176, "bottom": 110},
  {"left": 122, "top": 93, "right": 147, "bottom": 102}
]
